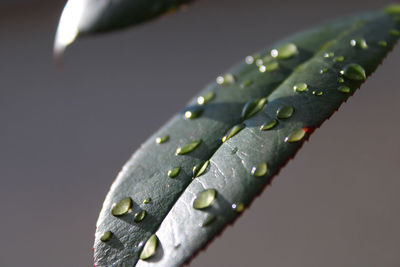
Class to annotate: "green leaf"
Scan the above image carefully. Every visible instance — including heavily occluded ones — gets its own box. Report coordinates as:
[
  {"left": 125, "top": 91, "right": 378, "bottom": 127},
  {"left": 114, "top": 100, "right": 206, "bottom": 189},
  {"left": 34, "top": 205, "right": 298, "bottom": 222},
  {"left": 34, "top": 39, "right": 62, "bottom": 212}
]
[
  {"left": 93, "top": 6, "right": 400, "bottom": 267},
  {"left": 54, "top": 0, "right": 193, "bottom": 56}
]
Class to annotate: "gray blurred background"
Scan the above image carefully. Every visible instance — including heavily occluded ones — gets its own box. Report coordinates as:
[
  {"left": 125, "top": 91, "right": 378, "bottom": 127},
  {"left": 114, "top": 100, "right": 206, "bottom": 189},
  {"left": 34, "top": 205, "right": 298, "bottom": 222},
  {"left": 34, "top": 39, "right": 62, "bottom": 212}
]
[{"left": 1, "top": 0, "right": 400, "bottom": 266}]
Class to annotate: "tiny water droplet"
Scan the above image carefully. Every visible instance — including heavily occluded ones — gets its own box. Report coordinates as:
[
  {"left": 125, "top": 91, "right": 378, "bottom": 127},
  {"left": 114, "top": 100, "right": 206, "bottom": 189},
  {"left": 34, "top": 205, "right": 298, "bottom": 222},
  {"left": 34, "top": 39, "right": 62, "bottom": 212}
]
[
  {"left": 284, "top": 128, "right": 306, "bottom": 143},
  {"left": 334, "top": 56, "right": 344, "bottom": 62},
  {"left": 232, "top": 203, "right": 245, "bottom": 213},
  {"left": 323, "top": 52, "right": 334, "bottom": 58},
  {"left": 184, "top": 107, "right": 203, "bottom": 119},
  {"left": 260, "top": 118, "right": 278, "bottom": 131},
  {"left": 312, "top": 90, "right": 323, "bottom": 96},
  {"left": 193, "top": 189, "right": 217, "bottom": 210},
  {"left": 193, "top": 160, "right": 210, "bottom": 178},
  {"left": 241, "top": 97, "right": 268, "bottom": 119},
  {"left": 271, "top": 43, "right": 298, "bottom": 59},
  {"left": 100, "top": 231, "right": 113, "bottom": 242},
  {"left": 340, "top": 64, "right": 366, "bottom": 81},
  {"left": 216, "top": 73, "right": 235, "bottom": 85},
  {"left": 168, "top": 167, "right": 181, "bottom": 178},
  {"left": 139, "top": 234, "right": 158, "bottom": 260},
  {"left": 201, "top": 214, "right": 217, "bottom": 227},
  {"left": 251, "top": 162, "right": 268, "bottom": 177},
  {"left": 231, "top": 147, "right": 238, "bottom": 154},
  {"left": 338, "top": 86, "right": 351, "bottom": 93},
  {"left": 378, "top": 40, "right": 388, "bottom": 47},
  {"left": 241, "top": 79, "right": 253, "bottom": 88},
  {"left": 337, "top": 77, "right": 345, "bottom": 83},
  {"left": 245, "top": 56, "right": 254, "bottom": 64},
  {"left": 385, "top": 4, "right": 400, "bottom": 15},
  {"left": 143, "top": 198, "right": 151, "bottom": 204},
  {"left": 293, "top": 82, "right": 308, "bottom": 92},
  {"left": 319, "top": 68, "right": 328, "bottom": 74},
  {"left": 156, "top": 135, "right": 169, "bottom": 144},
  {"left": 276, "top": 106, "right": 294, "bottom": 119},
  {"left": 222, "top": 123, "right": 246, "bottom": 142},
  {"left": 111, "top": 197, "right": 132, "bottom": 216},
  {"left": 134, "top": 210, "right": 147, "bottom": 223},
  {"left": 350, "top": 38, "right": 368, "bottom": 49},
  {"left": 197, "top": 91, "right": 215, "bottom": 105},
  {"left": 176, "top": 140, "right": 202, "bottom": 155},
  {"left": 390, "top": 29, "right": 400, "bottom": 37}
]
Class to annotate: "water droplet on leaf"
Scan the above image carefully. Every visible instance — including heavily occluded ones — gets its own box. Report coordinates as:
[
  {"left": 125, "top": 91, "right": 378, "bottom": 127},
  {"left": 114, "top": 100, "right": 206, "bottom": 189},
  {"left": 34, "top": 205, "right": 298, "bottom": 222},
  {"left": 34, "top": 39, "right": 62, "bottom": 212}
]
[
  {"left": 293, "top": 82, "right": 308, "bottom": 92},
  {"left": 271, "top": 43, "right": 298, "bottom": 59},
  {"left": 134, "top": 210, "right": 147, "bottom": 223},
  {"left": 378, "top": 40, "right": 388, "bottom": 47},
  {"left": 334, "top": 56, "right": 344, "bottom": 62},
  {"left": 168, "top": 167, "right": 181, "bottom": 178},
  {"left": 222, "top": 123, "right": 246, "bottom": 142},
  {"left": 143, "top": 198, "right": 151, "bottom": 204},
  {"left": 241, "top": 98, "right": 268, "bottom": 119},
  {"left": 232, "top": 203, "right": 245, "bottom": 213},
  {"left": 385, "top": 4, "right": 400, "bottom": 15},
  {"left": 390, "top": 29, "right": 400, "bottom": 37},
  {"left": 193, "top": 160, "right": 210, "bottom": 178},
  {"left": 251, "top": 162, "right": 268, "bottom": 177},
  {"left": 245, "top": 56, "right": 254, "bottom": 64},
  {"left": 340, "top": 64, "right": 366, "bottom": 81},
  {"left": 176, "top": 140, "right": 202, "bottom": 155},
  {"left": 139, "top": 234, "right": 159, "bottom": 260},
  {"left": 285, "top": 128, "right": 306, "bottom": 143},
  {"left": 184, "top": 108, "right": 203, "bottom": 119},
  {"left": 193, "top": 189, "right": 217, "bottom": 210},
  {"left": 156, "top": 135, "right": 169, "bottom": 144},
  {"left": 350, "top": 38, "right": 368, "bottom": 49},
  {"left": 197, "top": 91, "right": 215, "bottom": 105},
  {"left": 338, "top": 86, "right": 351, "bottom": 93},
  {"left": 100, "top": 231, "right": 113, "bottom": 242},
  {"left": 241, "top": 79, "right": 253, "bottom": 88},
  {"left": 111, "top": 197, "right": 132, "bottom": 216},
  {"left": 260, "top": 118, "right": 278, "bottom": 131},
  {"left": 216, "top": 74, "right": 235, "bottom": 85},
  {"left": 312, "top": 90, "right": 323, "bottom": 96},
  {"left": 276, "top": 106, "right": 294, "bottom": 119}
]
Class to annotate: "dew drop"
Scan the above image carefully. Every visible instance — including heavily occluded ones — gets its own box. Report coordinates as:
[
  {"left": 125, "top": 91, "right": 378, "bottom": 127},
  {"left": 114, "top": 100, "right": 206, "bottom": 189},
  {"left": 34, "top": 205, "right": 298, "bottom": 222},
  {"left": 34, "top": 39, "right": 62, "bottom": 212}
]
[
  {"left": 271, "top": 43, "right": 298, "bottom": 59},
  {"left": 319, "top": 68, "right": 328, "bottom": 74},
  {"left": 245, "top": 56, "right": 254, "bottom": 64},
  {"left": 193, "top": 160, "right": 210, "bottom": 178},
  {"left": 251, "top": 162, "right": 268, "bottom": 177},
  {"left": 134, "top": 210, "right": 147, "bottom": 223},
  {"left": 176, "top": 140, "right": 202, "bottom": 155},
  {"left": 197, "top": 91, "right": 215, "bottom": 105},
  {"left": 232, "top": 203, "right": 245, "bottom": 213},
  {"left": 241, "top": 79, "right": 253, "bottom": 88},
  {"left": 184, "top": 107, "right": 204, "bottom": 119},
  {"left": 222, "top": 123, "right": 246, "bottom": 142},
  {"left": 260, "top": 118, "right": 278, "bottom": 131},
  {"left": 241, "top": 97, "right": 268, "bottom": 119},
  {"left": 337, "top": 77, "right": 345, "bottom": 83},
  {"left": 323, "top": 52, "right": 334, "bottom": 58},
  {"left": 334, "top": 56, "right": 345, "bottom": 62},
  {"left": 338, "top": 86, "right": 351, "bottom": 93},
  {"left": 216, "top": 73, "right": 235, "bottom": 85},
  {"left": 155, "top": 135, "right": 169, "bottom": 144},
  {"left": 378, "top": 40, "right": 388, "bottom": 47},
  {"left": 201, "top": 214, "right": 217, "bottom": 227},
  {"left": 390, "top": 29, "right": 400, "bottom": 37},
  {"left": 111, "top": 197, "right": 132, "bottom": 216},
  {"left": 312, "top": 90, "right": 323, "bottom": 96},
  {"left": 168, "top": 167, "right": 181, "bottom": 178},
  {"left": 284, "top": 128, "right": 306, "bottom": 143},
  {"left": 143, "top": 198, "right": 151, "bottom": 204},
  {"left": 350, "top": 38, "right": 368, "bottom": 49},
  {"left": 193, "top": 189, "right": 217, "bottom": 210},
  {"left": 139, "top": 234, "right": 159, "bottom": 260},
  {"left": 231, "top": 147, "right": 239, "bottom": 154},
  {"left": 340, "top": 64, "right": 366, "bottom": 81},
  {"left": 293, "top": 82, "right": 308, "bottom": 92},
  {"left": 100, "top": 231, "right": 113, "bottom": 242},
  {"left": 256, "top": 59, "right": 264, "bottom": 66},
  {"left": 276, "top": 105, "right": 294, "bottom": 119},
  {"left": 261, "top": 61, "right": 279, "bottom": 72}
]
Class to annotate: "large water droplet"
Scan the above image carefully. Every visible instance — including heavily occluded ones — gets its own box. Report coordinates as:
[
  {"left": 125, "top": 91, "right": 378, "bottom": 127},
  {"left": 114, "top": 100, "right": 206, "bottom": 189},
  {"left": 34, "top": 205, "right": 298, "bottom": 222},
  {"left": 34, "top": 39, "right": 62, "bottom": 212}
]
[
  {"left": 193, "top": 160, "right": 210, "bottom": 178},
  {"left": 176, "top": 140, "right": 202, "bottom": 155},
  {"left": 340, "top": 64, "right": 366, "bottom": 81},
  {"left": 293, "top": 82, "right": 308, "bottom": 92},
  {"left": 232, "top": 203, "right": 245, "bottom": 213},
  {"left": 276, "top": 106, "right": 294, "bottom": 119},
  {"left": 285, "top": 128, "right": 306, "bottom": 143},
  {"left": 143, "top": 198, "right": 151, "bottom": 204},
  {"left": 222, "top": 123, "right": 245, "bottom": 142},
  {"left": 134, "top": 210, "right": 147, "bottom": 223},
  {"left": 111, "top": 197, "right": 132, "bottom": 216},
  {"left": 350, "top": 38, "right": 368, "bottom": 49},
  {"left": 197, "top": 91, "right": 215, "bottom": 105},
  {"left": 260, "top": 118, "right": 278, "bottom": 131},
  {"left": 155, "top": 135, "right": 169, "bottom": 144},
  {"left": 251, "top": 162, "right": 268, "bottom": 177},
  {"left": 139, "top": 234, "right": 159, "bottom": 260},
  {"left": 271, "top": 43, "right": 298, "bottom": 59},
  {"left": 193, "top": 189, "right": 217, "bottom": 210},
  {"left": 241, "top": 98, "right": 268, "bottom": 119},
  {"left": 338, "top": 86, "right": 351, "bottom": 93},
  {"left": 201, "top": 214, "right": 217, "bottom": 227},
  {"left": 100, "top": 231, "right": 113, "bottom": 242},
  {"left": 216, "top": 73, "right": 235, "bottom": 85},
  {"left": 385, "top": 4, "right": 400, "bottom": 15},
  {"left": 168, "top": 167, "right": 181, "bottom": 178},
  {"left": 184, "top": 107, "right": 204, "bottom": 119}
]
